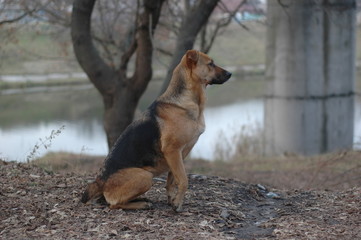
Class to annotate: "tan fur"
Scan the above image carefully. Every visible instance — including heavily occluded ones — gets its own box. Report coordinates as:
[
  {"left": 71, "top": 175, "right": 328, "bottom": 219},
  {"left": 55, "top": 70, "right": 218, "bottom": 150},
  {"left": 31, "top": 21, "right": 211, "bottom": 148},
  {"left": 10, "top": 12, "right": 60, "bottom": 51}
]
[
  {"left": 103, "top": 168, "right": 153, "bottom": 209},
  {"left": 153, "top": 50, "right": 229, "bottom": 212}
]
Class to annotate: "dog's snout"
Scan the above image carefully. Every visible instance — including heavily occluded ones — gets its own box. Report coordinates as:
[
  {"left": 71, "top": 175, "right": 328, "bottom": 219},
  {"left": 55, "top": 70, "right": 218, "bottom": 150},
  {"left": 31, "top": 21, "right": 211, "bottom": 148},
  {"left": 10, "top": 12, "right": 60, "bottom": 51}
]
[
  {"left": 209, "top": 69, "right": 232, "bottom": 85},
  {"left": 224, "top": 71, "right": 232, "bottom": 80}
]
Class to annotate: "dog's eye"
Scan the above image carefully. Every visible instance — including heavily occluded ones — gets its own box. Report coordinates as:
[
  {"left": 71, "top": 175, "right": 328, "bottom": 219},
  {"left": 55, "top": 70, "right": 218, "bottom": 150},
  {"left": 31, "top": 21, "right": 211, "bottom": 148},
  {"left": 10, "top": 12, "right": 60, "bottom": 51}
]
[{"left": 208, "top": 62, "right": 215, "bottom": 67}]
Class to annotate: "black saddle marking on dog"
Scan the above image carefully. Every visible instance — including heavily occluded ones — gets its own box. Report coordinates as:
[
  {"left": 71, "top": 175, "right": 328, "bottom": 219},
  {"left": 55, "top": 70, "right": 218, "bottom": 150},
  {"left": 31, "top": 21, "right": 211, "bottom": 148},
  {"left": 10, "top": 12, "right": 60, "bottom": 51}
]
[{"left": 100, "top": 102, "right": 163, "bottom": 181}]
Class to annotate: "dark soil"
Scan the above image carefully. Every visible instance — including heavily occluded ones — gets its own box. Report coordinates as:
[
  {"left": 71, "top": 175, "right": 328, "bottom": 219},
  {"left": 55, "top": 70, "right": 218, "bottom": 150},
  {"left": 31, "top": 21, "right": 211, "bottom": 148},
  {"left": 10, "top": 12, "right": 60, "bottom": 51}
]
[{"left": 1, "top": 160, "right": 360, "bottom": 239}]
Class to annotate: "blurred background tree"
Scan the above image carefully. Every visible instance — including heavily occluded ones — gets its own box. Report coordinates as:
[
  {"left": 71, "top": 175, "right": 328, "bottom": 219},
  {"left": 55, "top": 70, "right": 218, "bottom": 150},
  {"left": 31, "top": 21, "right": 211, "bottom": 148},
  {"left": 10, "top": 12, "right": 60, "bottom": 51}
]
[
  {"left": 0, "top": 0, "right": 249, "bottom": 149},
  {"left": 71, "top": 0, "right": 164, "bottom": 148}
]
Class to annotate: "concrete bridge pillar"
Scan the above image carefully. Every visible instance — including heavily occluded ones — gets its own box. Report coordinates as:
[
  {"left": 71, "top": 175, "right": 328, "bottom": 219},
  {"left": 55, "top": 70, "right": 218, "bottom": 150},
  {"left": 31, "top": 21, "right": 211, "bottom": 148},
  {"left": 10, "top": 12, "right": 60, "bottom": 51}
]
[{"left": 264, "top": 0, "right": 356, "bottom": 155}]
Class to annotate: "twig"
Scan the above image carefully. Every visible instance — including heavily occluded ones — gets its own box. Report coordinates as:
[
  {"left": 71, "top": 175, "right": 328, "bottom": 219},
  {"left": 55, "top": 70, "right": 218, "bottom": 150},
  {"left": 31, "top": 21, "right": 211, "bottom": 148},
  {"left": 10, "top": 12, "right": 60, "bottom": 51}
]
[{"left": 27, "top": 125, "right": 65, "bottom": 163}]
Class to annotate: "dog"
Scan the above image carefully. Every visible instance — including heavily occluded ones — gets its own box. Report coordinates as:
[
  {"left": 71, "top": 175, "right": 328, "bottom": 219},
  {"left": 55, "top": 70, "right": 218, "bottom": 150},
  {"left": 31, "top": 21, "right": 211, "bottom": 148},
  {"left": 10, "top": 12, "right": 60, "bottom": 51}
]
[{"left": 80, "top": 50, "right": 231, "bottom": 212}]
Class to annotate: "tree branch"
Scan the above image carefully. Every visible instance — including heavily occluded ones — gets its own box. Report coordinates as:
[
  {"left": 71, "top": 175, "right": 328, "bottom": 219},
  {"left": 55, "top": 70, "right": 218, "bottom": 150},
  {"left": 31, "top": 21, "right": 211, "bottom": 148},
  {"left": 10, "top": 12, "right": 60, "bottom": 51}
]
[
  {"left": 131, "top": 0, "right": 165, "bottom": 96},
  {"left": 119, "top": 0, "right": 139, "bottom": 76},
  {"left": 0, "top": 12, "right": 29, "bottom": 26},
  {"left": 201, "top": 0, "right": 247, "bottom": 53},
  {"left": 71, "top": 0, "right": 116, "bottom": 95},
  {"left": 160, "top": 0, "right": 220, "bottom": 94}
]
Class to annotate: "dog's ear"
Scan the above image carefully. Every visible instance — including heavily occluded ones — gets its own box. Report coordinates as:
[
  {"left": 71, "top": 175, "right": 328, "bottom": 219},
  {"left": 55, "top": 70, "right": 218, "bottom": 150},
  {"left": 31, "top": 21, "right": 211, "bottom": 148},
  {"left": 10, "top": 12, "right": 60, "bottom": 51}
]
[{"left": 186, "top": 50, "right": 199, "bottom": 68}]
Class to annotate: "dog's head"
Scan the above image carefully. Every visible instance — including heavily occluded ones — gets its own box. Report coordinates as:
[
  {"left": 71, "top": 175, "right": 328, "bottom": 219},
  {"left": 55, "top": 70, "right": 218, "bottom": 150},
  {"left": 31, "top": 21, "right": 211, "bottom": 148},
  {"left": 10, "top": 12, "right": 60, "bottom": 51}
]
[{"left": 183, "top": 50, "right": 232, "bottom": 85}]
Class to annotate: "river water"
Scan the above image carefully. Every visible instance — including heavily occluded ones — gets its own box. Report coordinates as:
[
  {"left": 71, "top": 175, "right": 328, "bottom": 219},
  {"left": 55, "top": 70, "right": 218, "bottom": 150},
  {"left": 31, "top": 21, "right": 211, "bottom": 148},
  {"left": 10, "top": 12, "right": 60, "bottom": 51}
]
[{"left": 0, "top": 81, "right": 360, "bottom": 161}]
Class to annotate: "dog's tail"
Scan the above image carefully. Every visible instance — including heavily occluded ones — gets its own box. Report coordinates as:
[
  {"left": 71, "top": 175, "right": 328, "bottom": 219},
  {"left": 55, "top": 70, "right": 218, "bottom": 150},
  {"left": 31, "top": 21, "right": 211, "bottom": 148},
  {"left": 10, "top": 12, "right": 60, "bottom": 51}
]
[{"left": 80, "top": 177, "right": 104, "bottom": 203}]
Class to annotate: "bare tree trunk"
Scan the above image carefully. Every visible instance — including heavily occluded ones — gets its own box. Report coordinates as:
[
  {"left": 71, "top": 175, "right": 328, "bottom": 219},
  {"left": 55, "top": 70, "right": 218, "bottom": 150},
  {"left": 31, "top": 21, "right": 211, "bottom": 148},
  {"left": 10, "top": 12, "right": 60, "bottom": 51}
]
[
  {"left": 264, "top": 0, "right": 356, "bottom": 155},
  {"left": 159, "top": 0, "right": 219, "bottom": 94},
  {"left": 71, "top": 0, "right": 164, "bottom": 149}
]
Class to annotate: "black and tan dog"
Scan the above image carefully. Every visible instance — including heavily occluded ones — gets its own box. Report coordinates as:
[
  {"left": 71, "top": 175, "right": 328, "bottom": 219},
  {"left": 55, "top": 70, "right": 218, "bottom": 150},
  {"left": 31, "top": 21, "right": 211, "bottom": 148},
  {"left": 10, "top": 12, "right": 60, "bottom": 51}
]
[{"left": 81, "top": 50, "right": 231, "bottom": 212}]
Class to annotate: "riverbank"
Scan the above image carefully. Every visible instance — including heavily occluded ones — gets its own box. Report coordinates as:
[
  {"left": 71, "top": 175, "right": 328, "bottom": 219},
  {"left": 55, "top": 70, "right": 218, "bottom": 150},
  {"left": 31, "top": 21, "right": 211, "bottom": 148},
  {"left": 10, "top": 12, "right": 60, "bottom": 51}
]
[
  {"left": 1, "top": 63, "right": 361, "bottom": 97},
  {"left": 0, "top": 63, "right": 263, "bottom": 94}
]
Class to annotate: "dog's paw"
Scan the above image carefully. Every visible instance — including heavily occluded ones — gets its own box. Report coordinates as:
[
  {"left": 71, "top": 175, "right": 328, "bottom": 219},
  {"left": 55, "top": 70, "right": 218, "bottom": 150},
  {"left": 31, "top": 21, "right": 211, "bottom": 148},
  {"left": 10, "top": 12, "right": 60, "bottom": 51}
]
[
  {"left": 143, "top": 202, "right": 154, "bottom": 210},
  {"left": 172, "top": 204, "right": 183, "bottom": 213},
  {"left": 167, "top": 195, "right": 176, "bottom": 206},
  {"left": 170, "top": 198, "right": 184, "bottom": 212}
]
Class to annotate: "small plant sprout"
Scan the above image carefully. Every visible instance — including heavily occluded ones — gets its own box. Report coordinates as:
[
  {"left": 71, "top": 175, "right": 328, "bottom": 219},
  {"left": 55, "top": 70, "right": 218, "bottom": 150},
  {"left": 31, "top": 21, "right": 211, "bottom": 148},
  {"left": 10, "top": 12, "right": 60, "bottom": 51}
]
[{"left": 26, "top": 125, "right": 65, "bottom": 163}]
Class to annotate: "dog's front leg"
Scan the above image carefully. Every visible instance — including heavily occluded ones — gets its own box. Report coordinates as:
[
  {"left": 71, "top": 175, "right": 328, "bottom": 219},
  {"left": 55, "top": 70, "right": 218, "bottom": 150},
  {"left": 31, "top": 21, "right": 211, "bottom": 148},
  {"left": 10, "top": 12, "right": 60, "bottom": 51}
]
[
  {"left": 164, "top": 150, "right": 188, "bottom": 212},
  {"left": 166, "top": 171, "right": 177, "bottom": 205}
]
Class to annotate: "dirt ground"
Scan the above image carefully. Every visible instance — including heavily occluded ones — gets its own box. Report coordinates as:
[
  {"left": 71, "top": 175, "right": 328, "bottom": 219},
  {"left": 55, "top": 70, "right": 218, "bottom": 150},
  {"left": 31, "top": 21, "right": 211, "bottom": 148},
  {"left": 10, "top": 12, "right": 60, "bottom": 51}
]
[{"left": 1, "top": 160, "right": 360, "bottom": 240}]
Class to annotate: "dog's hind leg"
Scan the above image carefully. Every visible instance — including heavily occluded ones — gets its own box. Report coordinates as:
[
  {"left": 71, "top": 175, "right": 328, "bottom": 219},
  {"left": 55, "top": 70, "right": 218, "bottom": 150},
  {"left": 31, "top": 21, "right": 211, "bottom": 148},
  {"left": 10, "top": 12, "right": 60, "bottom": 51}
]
[
  {"left": 80, "top": 178, "right": 104, "bottom": 204},
  {"left": 103, "top": 168, "right": 153, "bottom": 210}
]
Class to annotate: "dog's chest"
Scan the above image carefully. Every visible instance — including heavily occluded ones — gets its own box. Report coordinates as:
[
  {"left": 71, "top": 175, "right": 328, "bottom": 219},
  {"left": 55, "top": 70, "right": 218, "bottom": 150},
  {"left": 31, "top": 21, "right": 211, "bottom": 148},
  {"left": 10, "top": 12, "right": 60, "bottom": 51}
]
[
  {"left": 187, "top": 106, "right": 206, "bottom": 139},
  {"left": 197, "top": 114, "right": 205, "bottom": 135}
]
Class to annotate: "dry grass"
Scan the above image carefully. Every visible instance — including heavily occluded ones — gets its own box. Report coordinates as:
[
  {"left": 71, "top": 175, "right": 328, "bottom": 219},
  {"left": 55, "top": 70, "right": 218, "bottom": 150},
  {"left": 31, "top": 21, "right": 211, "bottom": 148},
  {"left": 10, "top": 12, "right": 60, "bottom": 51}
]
[
  {"left": 32, "top": 152, "right": 103, "bottom": 174},
  {"left": 32, "top": 149, "right": 361, "bottom": 192},
  {"left": 186, "top": 123, "right": 361, "bottom": 191},
  {"left": 186, "top": 150, "right": 361, "bottom": 191}
]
